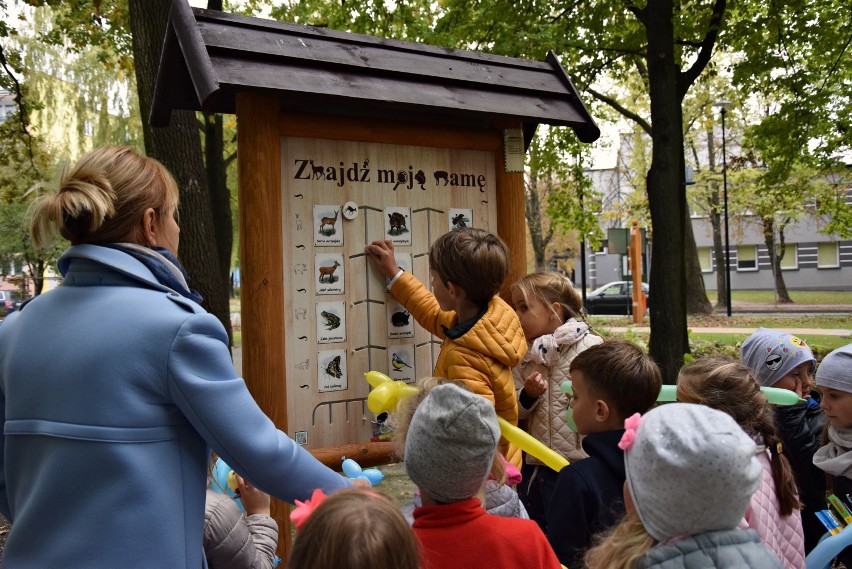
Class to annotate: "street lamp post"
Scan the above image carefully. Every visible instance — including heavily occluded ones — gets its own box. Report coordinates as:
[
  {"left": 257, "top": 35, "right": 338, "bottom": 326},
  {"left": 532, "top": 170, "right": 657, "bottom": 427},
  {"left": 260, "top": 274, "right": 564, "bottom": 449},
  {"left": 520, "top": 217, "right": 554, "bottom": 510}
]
[{"left": 715, "top": 101, "right": 733, "bottom": 317}]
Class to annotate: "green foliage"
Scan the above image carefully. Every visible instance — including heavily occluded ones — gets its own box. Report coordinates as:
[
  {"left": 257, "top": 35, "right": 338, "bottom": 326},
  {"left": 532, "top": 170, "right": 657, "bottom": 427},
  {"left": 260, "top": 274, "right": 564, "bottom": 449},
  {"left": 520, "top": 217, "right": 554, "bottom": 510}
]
[{"left": 0, "top": 119, "right": 66, "bottom": 283}]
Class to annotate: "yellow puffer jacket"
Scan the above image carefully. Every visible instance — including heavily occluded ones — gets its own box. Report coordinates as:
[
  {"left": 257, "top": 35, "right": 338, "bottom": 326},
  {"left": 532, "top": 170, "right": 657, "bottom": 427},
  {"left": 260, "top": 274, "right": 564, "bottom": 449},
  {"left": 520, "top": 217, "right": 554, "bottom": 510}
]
[{"left": 391, "top": 272, "right": 527, "bottom": 466}]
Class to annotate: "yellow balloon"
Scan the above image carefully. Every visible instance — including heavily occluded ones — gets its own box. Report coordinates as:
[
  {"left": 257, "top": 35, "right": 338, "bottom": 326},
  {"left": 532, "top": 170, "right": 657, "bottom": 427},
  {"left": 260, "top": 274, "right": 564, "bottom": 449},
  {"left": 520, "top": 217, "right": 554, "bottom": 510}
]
[
  {"left": 497, "top": 417, "right": 569, "bottom": 472},
  {"left": 364, "top": 371, "right": 418, "bottom": 414}
]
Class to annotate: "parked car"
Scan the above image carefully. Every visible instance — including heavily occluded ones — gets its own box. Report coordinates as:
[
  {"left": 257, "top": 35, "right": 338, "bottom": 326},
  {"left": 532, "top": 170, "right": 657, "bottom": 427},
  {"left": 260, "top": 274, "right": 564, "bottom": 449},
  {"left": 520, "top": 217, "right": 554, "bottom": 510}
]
[
  {"left": 0, "top": 290, "right": 22, "bottom": 316},
  {"left": 584, "top": 281, "right": 649, "bottom": 316}
]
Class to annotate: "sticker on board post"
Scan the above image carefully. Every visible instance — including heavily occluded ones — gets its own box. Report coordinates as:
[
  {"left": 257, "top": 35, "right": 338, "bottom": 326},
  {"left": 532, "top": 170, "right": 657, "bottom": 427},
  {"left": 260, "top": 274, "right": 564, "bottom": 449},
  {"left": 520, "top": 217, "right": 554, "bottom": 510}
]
[{"left": 503, "top": 129, "right": 524, "bottom": 172}]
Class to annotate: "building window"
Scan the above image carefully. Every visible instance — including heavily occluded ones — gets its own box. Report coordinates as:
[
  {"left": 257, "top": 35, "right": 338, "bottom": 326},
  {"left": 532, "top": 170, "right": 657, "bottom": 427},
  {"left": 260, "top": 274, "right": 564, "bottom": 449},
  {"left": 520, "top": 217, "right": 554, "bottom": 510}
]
[
  {"left": 698, "top": 247, "right": 713, "bottom": 273},
  {"left": 737, "top": 245, "right": 758, "bottom": 271},
  {"left": 818, "top": 242, "right": 840, "bottom": 268},
  {"left": 777, "top": 244, "right": 798, "bottom": 270}
]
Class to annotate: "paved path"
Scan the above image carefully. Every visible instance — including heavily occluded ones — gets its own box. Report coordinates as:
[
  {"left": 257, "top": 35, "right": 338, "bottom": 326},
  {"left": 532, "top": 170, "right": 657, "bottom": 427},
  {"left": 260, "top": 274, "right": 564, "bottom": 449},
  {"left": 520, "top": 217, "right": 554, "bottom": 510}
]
[{"left": 604, "top": 326, "right": 852, "bottom": 337}]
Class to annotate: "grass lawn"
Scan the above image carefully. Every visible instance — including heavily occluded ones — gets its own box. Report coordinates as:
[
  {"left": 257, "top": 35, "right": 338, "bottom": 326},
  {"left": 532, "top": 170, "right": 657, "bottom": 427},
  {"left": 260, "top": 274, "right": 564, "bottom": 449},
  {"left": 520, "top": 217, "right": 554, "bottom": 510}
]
[
  {"left": 731, "top": 290, "right": 852, "bottom": 304},
  {"left": 589, "top": 313, "right": 852, "bottom": 330}
]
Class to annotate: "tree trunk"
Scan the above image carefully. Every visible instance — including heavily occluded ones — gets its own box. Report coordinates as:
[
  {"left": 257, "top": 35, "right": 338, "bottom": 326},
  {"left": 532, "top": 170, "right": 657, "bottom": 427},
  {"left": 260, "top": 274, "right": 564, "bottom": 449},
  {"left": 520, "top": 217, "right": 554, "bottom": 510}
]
[
  {"left": 685, "top": 209, "right": 713, "bottom": 314},
  {"left": 645, "top": 0, "right": 689, "bottom": 384},
  {"left": 524, "top": 169, "right": 550, "bottom": 272},
  {"left": 706, "top": 129, "right": 727, "bottom": 309},
  {"left": 762, "top": 217, "right": 793, "bottom": 303},
  {"left": 128, "top": 0, "right": 232, "bottom": 344},
  {"left": 204, "top": 111, "right": 234, "bottom": 298}
]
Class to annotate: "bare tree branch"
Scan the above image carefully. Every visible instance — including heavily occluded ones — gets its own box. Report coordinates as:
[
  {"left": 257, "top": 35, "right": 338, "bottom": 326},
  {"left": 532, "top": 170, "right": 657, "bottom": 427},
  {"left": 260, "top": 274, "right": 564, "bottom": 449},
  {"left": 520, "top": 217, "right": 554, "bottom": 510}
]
[
  {"left": 0, "top": 44, "right": 38, "bottom": 175},
  {"left": 588, "top": 87, "right": 652, "bottom": 135},
  {"left": 679, "top": 0, "right": 726, "bottom": 97}
]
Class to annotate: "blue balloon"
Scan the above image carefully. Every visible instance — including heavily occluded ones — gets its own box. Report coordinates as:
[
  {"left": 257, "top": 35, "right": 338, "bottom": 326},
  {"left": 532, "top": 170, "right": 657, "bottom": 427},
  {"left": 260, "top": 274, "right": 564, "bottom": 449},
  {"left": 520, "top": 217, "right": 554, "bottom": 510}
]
[
  {"left": 341, "top": 456, "right": 383, "bottom": 486},
  {"left": 211, "top": 457, "right": 245, "bottom": 513},
  {"left": 805, "top": 527, "right": 852, "bottom": 569}
]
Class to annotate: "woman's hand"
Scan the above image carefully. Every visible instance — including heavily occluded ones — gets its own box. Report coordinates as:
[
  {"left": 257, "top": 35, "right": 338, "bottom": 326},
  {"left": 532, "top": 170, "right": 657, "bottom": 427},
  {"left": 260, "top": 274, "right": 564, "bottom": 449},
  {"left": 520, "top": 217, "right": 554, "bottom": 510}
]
[
  {"left": 236, "top": 475, "right": 271, "bottom": 517},
  {"left": 524, "top": 371, "right": 547, "bottom": 398}
]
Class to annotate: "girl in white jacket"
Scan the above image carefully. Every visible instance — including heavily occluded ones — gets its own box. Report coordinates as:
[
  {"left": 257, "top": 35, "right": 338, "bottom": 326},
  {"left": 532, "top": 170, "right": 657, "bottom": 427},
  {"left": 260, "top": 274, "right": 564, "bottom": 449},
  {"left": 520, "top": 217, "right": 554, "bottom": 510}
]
[{"left": 510, "top": 271, "right": 603, "bottom": 531}]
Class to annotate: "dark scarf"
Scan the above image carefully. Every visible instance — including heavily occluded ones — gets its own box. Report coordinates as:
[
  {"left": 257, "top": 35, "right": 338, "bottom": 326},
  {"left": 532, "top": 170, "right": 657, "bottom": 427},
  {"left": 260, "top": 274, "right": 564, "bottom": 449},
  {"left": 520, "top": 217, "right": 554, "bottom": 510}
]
[{"left": 106, "top": 243, "right": 204, "bottom": 305}]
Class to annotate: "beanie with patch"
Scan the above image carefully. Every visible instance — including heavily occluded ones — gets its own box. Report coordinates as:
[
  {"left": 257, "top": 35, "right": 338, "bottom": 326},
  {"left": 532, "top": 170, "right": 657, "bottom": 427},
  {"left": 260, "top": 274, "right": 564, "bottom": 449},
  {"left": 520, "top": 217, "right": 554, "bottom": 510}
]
[{"left": 740, "top": 327, "right": 815, "bottom": 387}]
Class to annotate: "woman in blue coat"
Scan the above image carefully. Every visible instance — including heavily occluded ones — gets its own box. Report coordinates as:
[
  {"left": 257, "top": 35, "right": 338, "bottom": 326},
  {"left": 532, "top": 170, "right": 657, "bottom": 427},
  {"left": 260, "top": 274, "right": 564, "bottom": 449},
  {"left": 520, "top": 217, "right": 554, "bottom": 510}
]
[{"left": 0, "top": 147, "right": 351, "bottom": 568}]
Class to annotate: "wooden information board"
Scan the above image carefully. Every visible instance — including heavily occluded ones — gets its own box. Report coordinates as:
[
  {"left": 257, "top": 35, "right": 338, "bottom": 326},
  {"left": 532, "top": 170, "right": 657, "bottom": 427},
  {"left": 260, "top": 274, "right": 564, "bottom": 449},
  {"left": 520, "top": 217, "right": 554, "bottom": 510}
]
[{"left": 281, "top": 136, "right": 499, "bottom": 449}]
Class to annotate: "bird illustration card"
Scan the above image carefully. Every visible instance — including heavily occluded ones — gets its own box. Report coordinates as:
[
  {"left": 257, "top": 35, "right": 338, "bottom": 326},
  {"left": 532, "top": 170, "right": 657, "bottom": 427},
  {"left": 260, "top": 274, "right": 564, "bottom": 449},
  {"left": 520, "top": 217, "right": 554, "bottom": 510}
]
[
  {"left": 385, "top": 252, "right": 412, "bottom": 289},
  {"left": 388, "top": 344, "right": 415, "bottom": 384},
  {"left": 384, "top": 206, "right": 411, "bottom": 246},
  {"left": 315, "top": 253, "right": 345, "bottom": 295},
  {"left": 386, "top": 300, "right": 413, "bottom": 339},
  {"left": 316, "top": 301, "right": 346, "bottom": 344},
  {"left": 314, "top": 205, "right": 343, "bottom": 246},
  {"left": 317, "top": 349, "right": 347, "bottom": 392},
  {"left": 448, "top": 208, "right": 472, "bottom": 231}
]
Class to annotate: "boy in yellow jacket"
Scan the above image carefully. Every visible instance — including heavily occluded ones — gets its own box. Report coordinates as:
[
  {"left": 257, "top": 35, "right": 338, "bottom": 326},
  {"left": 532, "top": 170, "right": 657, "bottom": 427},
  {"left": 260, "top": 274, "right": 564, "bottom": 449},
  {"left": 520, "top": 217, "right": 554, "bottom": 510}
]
[{"left": 366, "top": 228, "right": 526, "bottom": 465}]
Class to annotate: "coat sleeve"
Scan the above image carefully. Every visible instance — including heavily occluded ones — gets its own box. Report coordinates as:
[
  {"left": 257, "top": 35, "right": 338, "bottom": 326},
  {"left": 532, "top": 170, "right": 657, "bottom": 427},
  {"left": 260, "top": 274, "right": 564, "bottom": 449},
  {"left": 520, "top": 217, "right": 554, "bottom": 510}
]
[
  {"left": 167, "top": 312, "right": 350, "bottom": 503},
  {"left": 204, "top": 490, "right": 279, "bottom": 569},
  {"left": 546, "top": 466, "right": 596, "bottom": 568},
  {"left": 390, "top": 272, "right": 454, "bottom": 338}
]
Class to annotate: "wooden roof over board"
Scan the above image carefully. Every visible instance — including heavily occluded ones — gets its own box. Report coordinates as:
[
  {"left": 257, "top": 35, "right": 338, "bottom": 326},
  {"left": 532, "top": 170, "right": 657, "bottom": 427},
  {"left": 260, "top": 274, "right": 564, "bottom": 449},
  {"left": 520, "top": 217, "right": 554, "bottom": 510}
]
[{"left": 150, "top": 0, "right": 600, "bottom": 147}]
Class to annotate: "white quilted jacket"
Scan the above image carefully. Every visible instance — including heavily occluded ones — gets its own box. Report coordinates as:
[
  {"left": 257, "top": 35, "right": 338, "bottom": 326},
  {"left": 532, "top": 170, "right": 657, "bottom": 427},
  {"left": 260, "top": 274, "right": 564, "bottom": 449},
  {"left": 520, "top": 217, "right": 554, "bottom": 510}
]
[
  {"left": 512, "top": 320, "right": 603, "bottom": 466},
  {"left": 742, "top": 450, "right": 806, "bottom": 569}
]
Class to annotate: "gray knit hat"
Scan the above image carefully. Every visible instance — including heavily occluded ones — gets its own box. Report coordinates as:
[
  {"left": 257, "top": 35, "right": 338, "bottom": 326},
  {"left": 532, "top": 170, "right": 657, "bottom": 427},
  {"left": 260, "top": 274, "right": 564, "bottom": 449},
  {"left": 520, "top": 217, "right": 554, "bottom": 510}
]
[
  {"left": 404, "top": 383, "right": 499, "bottom": 503},
  {"left": 816, "top": 344, "right": 852, "bottom": 393},
  {"left": 623, "top": 403, "right": 761, "bottom": 542},
  {"left": 740, "top": 327, "right": 816, "bottom": 387}
]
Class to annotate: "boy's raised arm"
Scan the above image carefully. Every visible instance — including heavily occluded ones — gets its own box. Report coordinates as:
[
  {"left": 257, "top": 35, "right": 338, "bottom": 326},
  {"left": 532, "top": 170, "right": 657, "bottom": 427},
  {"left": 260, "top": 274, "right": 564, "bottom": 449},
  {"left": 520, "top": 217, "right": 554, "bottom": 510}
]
[{"left": 364, "top": 240, "right": 400, "bottom": 279}]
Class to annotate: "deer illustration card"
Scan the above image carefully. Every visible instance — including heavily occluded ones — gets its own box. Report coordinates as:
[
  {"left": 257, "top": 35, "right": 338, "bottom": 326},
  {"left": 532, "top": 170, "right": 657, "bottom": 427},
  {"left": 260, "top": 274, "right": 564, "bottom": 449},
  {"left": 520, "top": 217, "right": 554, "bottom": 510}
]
[
  {"left": 316, "top": 301, "right": 346, "bottom": 344},
  {"left": 314, "top": 205, "right": 343, "bottom": 246},
  {"left": 387, "top": 344, "right": 415, "bottom": 384},
  {"left": 315, "top": 253, "right": 345, "bottom": 295},
  {"left": 384, "top": 206, "right": 411, "bottom": 246},
  {"left": 448, "top": 208, "right": 473, "bottom": 231},
  {"left": 317, "top": 349, "right": 347, "bottom": 392},
  {"left": 386, "top": 300, "right": 413, "bottom": 339}
]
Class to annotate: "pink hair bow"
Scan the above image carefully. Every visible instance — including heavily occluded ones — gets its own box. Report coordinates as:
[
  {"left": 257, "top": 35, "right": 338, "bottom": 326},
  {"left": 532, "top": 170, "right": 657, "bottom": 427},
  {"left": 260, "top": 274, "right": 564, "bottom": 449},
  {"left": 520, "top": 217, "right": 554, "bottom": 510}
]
[
  {"left": 290, "top": 488, "right": 328, "bottom": 530},
  {"left": 618, "top": 413, "right": 642, "bottom": 451}
]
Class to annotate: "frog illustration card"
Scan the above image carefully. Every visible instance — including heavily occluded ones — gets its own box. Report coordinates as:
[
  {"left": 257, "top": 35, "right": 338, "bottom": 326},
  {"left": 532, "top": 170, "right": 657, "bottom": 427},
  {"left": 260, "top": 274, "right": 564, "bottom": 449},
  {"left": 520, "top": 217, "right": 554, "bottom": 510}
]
[
  {"left": 316, "top": 301, "right": 346, "bottom": 344},
  {"left": 386, "top": 300, "right": 413, "bottom": 339},
  {"left": 317, "top": 349, "right": 347, "bottom": 392},
  {"left": 387, "top": 344, "right": 415, "bottom": 384}
]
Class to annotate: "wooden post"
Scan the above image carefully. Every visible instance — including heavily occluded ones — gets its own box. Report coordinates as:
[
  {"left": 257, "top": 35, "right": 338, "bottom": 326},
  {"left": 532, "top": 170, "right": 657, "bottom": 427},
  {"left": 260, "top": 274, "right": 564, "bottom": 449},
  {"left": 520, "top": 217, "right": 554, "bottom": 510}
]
[
  {"left": 630, "top": 220, "right": 645, "bottom": 323},
  {"left": 495, "top": 123, "right": 527, "bottom": 299},
  {"left": 235, "top": 92, "right": 292, "bottom": 554}
]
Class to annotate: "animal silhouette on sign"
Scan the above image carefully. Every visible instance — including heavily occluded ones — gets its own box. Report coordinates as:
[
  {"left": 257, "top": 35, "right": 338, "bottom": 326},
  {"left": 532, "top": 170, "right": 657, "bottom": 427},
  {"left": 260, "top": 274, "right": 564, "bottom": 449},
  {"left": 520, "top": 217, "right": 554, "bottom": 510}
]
[
  {"left": 391, "top": 353, "right": 412, "bottom": 371},
  {"left": 434, "top": 171, "right": 449, "bottom": 186},
  {"left": 318, "top": 210, "right": 339, "bottom": 235},
  {"left": 318, "top": 260, "right": 341, "bottom": 283},
  {"left": 392, "top": 170, "right": 408, "bottom": 192},
  {"left": 309, "top": 159, "right": 324, "bottom": 180},
  {"left": 387, "top": 212, "right": 408, "bottom": 235},
  {"left": 345, "top": 204, "right": 358, "bottom": 216},
  {"left": 451, "top": 213, "right": 469, "bottom": 229},
  {"left": 295, "top": 213, "right": 303, "bottom": 230},
  {"left": 391, "top": 310, "right": 410, "bottom": 327},
  {"left": 325, "top": 356, "right": 343, "bottom": 379},
  {"left": 414, "top": 170, "right": 426, "bottom": 190}
]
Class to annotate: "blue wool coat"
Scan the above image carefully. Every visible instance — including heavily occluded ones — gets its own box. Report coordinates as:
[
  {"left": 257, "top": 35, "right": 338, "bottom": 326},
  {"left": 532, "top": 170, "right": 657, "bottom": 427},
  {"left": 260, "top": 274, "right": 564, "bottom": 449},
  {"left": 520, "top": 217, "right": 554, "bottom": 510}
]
[{"left": 0, "top": 245, "right": 349, "bottom": 568}]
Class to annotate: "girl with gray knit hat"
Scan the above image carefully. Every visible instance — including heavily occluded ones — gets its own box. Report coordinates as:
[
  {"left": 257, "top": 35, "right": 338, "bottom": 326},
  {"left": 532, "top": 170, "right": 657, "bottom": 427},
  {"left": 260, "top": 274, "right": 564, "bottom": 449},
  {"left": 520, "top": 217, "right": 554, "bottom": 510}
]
[
  {"left": 584, "top": 403, "right": 782, "bottom": 569},
  {"left": 812, "top": 344, "right": 852, "bottom": 567}
]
